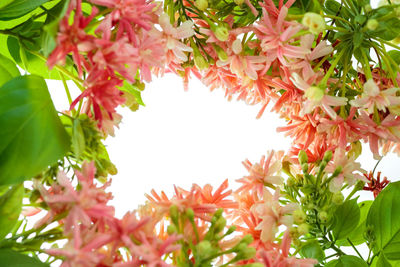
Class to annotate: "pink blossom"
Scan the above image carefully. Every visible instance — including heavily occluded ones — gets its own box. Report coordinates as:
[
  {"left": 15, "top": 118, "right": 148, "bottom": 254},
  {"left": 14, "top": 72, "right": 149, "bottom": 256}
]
[
  {"left": 259, "top": 230, "right": 317, "bottom": 267},
  {"left": 291, "top": 73, "right": 347, "bottom": 119},
  {"left": 237, "top": 150, "right": 285, "bottom": 196},
  {"left": 325, "top": 149, "right": 367, "bottom": 192},
  {"left": 350, "top": 79, "right": 400, "bottom": 113},
  {"left": 251, "top": 189, "right": 298, "bottom": 242},
  {"left": 159, "top": 14, "right": 194, "bottom": 63}
]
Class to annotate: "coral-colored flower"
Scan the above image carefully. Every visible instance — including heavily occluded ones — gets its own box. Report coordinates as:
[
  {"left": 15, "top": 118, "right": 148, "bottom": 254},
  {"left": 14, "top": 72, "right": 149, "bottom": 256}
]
[
  {"left": 252, "top": 189, "right": 298, "bottom": 242},
  {"left": 237, "top": 150, "right": 284, "bottom": 196},
  {"left": 325, "top": 149, "right": 367, "bottom": 192},
  {"left": 350, "top": 79, "right": 400, "bottom": 114}
]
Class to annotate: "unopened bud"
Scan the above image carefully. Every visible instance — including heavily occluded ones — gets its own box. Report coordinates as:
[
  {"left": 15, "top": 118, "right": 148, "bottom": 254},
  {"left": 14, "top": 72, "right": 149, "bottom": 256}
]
[
  {"left": 364, "top": 4, "right": 372, "bottom": 12},
  {"left": 366, "top": 19, "right": 378, "bottom": 31},
  {"left": 293, "top": 209, "right": 307, "bottom": 224},
  {"left": 302, "top": 12, "right": 326, "bottom": 35},
  {"left": 318, "top": 211, "right": 329, "bottom": 222},
  {"left": 195, "top": 0, "right": 208, "bottom": 10},
  {"left": 213, "top": 44, "right": 228, "bottom": 61},
  {"left": 305, "top": 86, "right": 324, "bottom": 102},
  {"left": 298, "top": 150, "right": 308, "bottom": 165},
  {"left": 348, "top": 141, "right": 362, "bottom": 159},
  {"left": 323, "top": 150, "right": 333, "bottom": 162},
  {"left": 214, "top": 25, "right": 229, "bottom": 42},
  {"left": 186, "top": 208, "right": 195, "bottom": 221},
  {"left": 167, "top": 224, "right": 177, "bottom": 234},
  {"left": 332, "top": 192, "right": 344, "bottom": 205},
  {"left": 298, "top": 223, "right": 310, "bottom": 235},
  {"left": 194, "top": 54, "right": 209, "bottom": 70}
]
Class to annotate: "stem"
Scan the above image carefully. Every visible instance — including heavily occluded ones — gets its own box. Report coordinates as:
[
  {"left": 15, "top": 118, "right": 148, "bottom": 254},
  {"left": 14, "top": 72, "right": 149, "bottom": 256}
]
[
  {"left": 372, "top": 158, "right": 382, "bottom": 175},
  {"left": 59, "top": 72, "right": 73, "bottom": 105},
  {"left": 320, "top": 49, "right": 346, "bottom": 86},
  {"left": 29, "top": 50, "right": 84, "bottom": 86},
  {"left": 361, "top": 49, "right": 372, "bottom": 80},
  {"left": 347, "top": 238, "right": 364, "bottom": 260}
]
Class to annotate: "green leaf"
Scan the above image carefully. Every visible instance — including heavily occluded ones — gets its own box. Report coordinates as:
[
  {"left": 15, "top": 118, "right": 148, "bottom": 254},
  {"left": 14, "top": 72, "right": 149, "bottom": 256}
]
[
  {"left": 0, "top": 0, "right": 49, "bottom": 21},
  {"left": 337, "top": 200, "right": 372, "bottom": 246},
  {"left": 300, "top": 240, "right": 325, "bottom": 262},
  {"left": 72, "top": 119, "right": 85, "bottom": 159},
  {"left": 326, "top": 255, "right": 368, "bottom": 267},
  {"left": 370, "top": 18, "right": 400, "bottom": 41},
  {"left": 332, "top": 198, "right": 360, "bottom": 240},
  {"left": 377, "top": 253, "right": 393, "bottom": 267},
  {"left": 0, "top": 184, "right": 23, "bottom": 240},
  {"left": 0, "top": 53, "right": 19, "bottom": 87},
  {"left": 0, "top": 249, "right": 49, "bottom": 266},
  {"left": 7, "top": 36, "right": 75, "bottom": 80},
  {"left": 0, "top": 75, "right": 70, "bottom": 185},
  {"left": 367, "top": 181, "right": 400, "bottom": 260}
]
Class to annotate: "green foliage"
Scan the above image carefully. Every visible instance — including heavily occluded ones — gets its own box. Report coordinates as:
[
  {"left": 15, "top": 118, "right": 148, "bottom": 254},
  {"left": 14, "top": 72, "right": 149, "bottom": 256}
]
[
  {"left": 332, "top": 198, "right": 360, "bottom": 241},
  {"left": 367, "top": 181, "right": 400, "bottom": 260},
  {"left": 0, "top": 249, "right": 49, "bottom": 266},
  {"left": 0, "top": 53, "right": 19, "bottom": 87},
  {"left": 326, "top": 255, "right": 368, "bottom": 267},
  {"left": 0, "top": 0, "right": 49, "bottom": 21},
  {"left": 300, "top": 240, "right": 325, "bottom": 263},
  {"left": 337, "top": 200, "right": 372, "bottom": 246},
  {"left": 0, "top": 184, "right": 23, "bottom": 240},
  {"left": 0, "top": 75, "right": 70, "bottom": 185}
]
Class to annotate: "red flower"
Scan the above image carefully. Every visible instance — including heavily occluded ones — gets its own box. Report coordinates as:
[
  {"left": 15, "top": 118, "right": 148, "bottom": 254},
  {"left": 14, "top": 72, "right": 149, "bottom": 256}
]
[{"left": 363, "top": 171, "right": 390, "bottom": 198}]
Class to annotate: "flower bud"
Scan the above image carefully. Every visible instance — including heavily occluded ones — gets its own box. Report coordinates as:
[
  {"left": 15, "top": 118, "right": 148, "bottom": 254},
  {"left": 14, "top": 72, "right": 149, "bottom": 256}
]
[
  {"left": 226, "top": 225, "right": 236, "bottom": 235},
  {"left": 194, "top": 54, "right": 209, "bottom": 70},
  {"left": 305, "top": 86, "right": 324, "bottom": 102},
  {"left": 195, "top": 0, "right": 208, "bottom": 10},
  {"left": 348, "top": 141, "right": 362, "bottom": 159},
  {"left": 302, "top": 12, "right": 326, "bottom": 35},
  {"left": 298, "top": 223, "right": 310, "bottom": 235},
  {"left": 186, "top": 208, "right": 195, "bottom": 221},
  {"left": 301, "top": 163, "right": 309, "bottom": 174},
  {"left": 213, "top": 25, "right": 229, "bottom": 42},
  {"left": 169, "top": 205, "right": 179, "bottom": 225},
  {"left": 318, "top": 211, "right": 329, "bottom": 223},
  {"left": 364, "top": 4, "right": 372, "bottom": 12},
  {"left": 323, "top": 150, "right": 333, "bottom": 162},
  {"left": 332, "top": 166, "right": 343, "bottom": 177},
  {"left": 332, "top": 192, "right": 344, "bottom": 205},
  {"left": 298, "top": 150, "right": 308, "bottom": 165},
  {"left": 293, "top": 209, "right": 307, "bottom": 224},
  {"left": 167, "top": 224, "right": 178, "bottom": 234},
  {"left": 366, "top": 19, "right": 379, "bottom": 31},
  {"left": 235, "top": 244, "right": 256, "bottom": 260},
  {"left": 197, "top": 240, "right": 214, "bottom": 258},
  {"left": 213, "top": 44, "right": 228, "bottom": 61}
]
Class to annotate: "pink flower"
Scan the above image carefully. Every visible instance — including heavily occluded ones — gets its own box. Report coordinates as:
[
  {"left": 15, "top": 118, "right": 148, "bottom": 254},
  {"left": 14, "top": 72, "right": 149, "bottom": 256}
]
[
  {"left": 159, "top": 14, "right": 194, "bottom": 63},
  {"left": 70, "top": 69, "right": 125, "bottom": 124},
  {"left": 251, "top": 189, "right": 298, "bottom": 242},
  {"left": 255, "top": 4, "right": 307, "bottom": 70},
  {"left": 217, "top": 39, "right": 267, "bottom": 80},
  {"left": 237, "top": 150, "right": 285, "bottom": 196},
  {"left": 291, "top": 73, "right": 347, "bottom": 119},
  {"left": 325, "top": 149, "right": 367, "bottom": 192},
  {"left": 47, "top": 0, "right": 98, "bottom": 76},
  {"left": 350, "top": 79, "right": 400, "bottom": 113},
  {"left": 259, "top": 230, "right": 317, "bottom": 267}
]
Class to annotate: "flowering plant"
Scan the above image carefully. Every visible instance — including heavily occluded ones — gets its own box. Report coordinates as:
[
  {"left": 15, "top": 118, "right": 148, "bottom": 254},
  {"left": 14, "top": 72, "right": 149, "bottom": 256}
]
[{"left": 0, "top": 0, "right": 400, "bottom": 266}]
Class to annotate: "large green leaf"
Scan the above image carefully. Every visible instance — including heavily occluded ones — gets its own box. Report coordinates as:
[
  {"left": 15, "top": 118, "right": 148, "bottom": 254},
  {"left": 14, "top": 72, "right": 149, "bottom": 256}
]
[
  {"left": 367, "top": 181, "right": 400, "bottom": 260},
  {"left": 300, "top": 240, "right": 325, "bottom": 263},
  {"left": 0, "top": 249, "right": 49, "bottom": 266},
  {"left": 0, "top": 0, "right": 49, "bottom": 21},
  {"left": 337, "top": 200, "right": 372, "bottom": 247},
  {"left": 332, "top": 198, "right": 360, "bottom": 241},
  {"left": 0, "top": 75, "right": 70, "bottom": 185},
  {"left": 0, "top": 184, "right": 23, "bottom": 240},
  {"left": 0, "top": 53, "right": 19, "bottom": 87},
  {"left": 326, "top": 255, "right": 368, "bottom": 267}
]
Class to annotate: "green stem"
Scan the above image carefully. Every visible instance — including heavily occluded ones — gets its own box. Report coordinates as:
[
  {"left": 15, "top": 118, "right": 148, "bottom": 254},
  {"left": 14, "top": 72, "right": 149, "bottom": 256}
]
[
  {"left": 320, "top": 49, "right": 346, "bottom": 86},
  {"left": 59, "top": 72, "right": 73, "bottom": 105},
  {"left": 29, "top": 50, "right": 84, "bottom": 86},
  {"left": 347, "top": 238, "right": 364, "bottom": 260}
]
